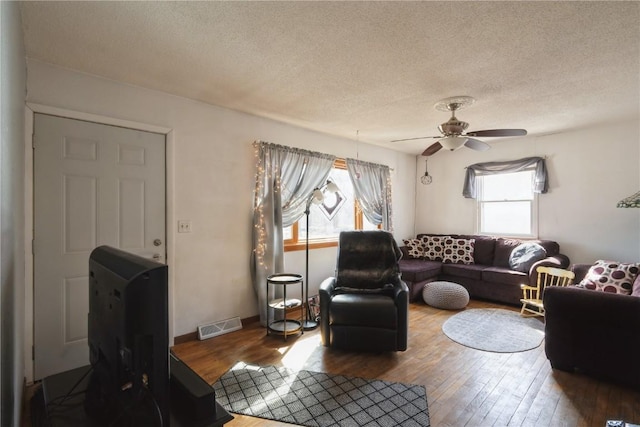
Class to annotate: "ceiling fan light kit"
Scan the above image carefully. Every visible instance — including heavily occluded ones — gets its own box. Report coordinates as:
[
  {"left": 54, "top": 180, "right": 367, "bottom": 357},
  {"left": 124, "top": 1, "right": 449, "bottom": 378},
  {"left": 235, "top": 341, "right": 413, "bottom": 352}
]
[
  {"left": 439, "top": 136, "right": 467, "bottom": 151},
  {"left": 393, "top": 95, "right": 527, "bottom": 156}
]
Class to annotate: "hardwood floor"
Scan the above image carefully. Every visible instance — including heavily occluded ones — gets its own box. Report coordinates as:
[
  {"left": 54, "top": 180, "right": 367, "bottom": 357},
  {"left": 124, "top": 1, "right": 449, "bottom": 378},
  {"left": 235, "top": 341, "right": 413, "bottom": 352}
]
[{"left": 172, "top": 299, "right": 640, "bottom": 427}]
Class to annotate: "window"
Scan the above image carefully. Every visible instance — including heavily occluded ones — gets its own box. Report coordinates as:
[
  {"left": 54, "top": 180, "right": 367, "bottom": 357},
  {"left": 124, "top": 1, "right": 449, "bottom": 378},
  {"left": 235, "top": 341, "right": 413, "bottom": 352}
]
[
  {"left": 476, "top": 169, "right": 537, "bottom": 237},
  {"left": 284, "top": 159, "right": 378, "bottom": 251}
]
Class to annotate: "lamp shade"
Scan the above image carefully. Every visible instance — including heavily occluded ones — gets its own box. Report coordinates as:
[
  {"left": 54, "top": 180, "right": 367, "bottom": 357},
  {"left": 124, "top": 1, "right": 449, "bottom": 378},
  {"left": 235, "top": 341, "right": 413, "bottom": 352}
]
[
  {"left": 311, "top": 189, "right": 324, "bottom": 204},
  {"left": 616, "top": 190, "right": 640, "bottom": 208},
  {"left": 439, "top": 136, "right": 467, "bottom": 151},
  {"left": 325, "top": 181, "right": 339, "bottom": 194}
]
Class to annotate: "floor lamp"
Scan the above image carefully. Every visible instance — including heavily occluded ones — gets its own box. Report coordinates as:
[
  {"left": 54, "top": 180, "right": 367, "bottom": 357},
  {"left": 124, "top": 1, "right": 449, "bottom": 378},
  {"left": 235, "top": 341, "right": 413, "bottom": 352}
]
[{"left": 303, "top": 180, "right": 341, "bottom": 330}]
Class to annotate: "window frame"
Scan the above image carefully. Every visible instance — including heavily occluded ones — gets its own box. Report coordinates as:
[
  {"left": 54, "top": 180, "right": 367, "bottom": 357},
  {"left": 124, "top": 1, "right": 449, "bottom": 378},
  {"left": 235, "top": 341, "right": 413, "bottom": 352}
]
[
  {"left": 284, "top": 158, "right": 375, "bottom": 252},
  {"left": 474, "top": 168, "right": 539, "bottom": 238}
]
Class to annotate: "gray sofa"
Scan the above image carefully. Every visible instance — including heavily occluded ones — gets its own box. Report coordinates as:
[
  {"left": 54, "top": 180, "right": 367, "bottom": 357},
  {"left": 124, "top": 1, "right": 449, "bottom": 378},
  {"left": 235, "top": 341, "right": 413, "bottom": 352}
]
[{"left": 399, "top": 234, "right": 570, "bottom": 305}]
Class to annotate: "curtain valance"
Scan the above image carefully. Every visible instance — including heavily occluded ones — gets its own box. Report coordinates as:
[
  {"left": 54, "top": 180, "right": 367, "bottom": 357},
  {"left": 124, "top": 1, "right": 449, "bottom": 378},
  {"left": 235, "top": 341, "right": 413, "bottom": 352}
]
[{"left": 463, "top": 156, "right": 548, "bottom": 199}]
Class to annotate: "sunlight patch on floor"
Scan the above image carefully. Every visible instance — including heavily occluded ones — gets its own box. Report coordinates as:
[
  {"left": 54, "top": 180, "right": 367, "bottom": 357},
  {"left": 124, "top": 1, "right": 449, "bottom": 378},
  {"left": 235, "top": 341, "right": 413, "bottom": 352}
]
[{"left": 279, "top": 334, "right": 322, "bottom": 370}]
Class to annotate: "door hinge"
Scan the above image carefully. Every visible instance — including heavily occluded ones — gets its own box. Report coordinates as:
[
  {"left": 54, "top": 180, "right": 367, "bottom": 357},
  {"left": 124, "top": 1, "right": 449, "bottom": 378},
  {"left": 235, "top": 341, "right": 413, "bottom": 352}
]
[
  {"left": 32, "top": 239, "right": 35, "bottom": 255},
  {"left": 32, "top": 345, "right": 35, "bottom": 361}
]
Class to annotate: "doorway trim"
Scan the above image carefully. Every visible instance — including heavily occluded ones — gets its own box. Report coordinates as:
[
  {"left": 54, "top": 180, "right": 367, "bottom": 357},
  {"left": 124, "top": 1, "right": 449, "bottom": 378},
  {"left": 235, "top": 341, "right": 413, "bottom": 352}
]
[{"left": 24, "top": 102, "right": 175, "bottom": 384}]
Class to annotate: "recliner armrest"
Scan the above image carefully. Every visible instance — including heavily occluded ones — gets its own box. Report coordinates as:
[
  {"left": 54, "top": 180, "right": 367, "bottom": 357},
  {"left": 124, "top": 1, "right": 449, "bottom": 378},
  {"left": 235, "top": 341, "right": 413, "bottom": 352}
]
[
  {"left": 391, "top": 277, "right": 409, "bottom": 302},
  {"left": 392, "top": 277, "right": 409, "bottom": 351},
  {"left": 319, "top": 276, "right": 336, "bottom": 294},
  {"left": 319, "top": 277, "right": 336, "bottom": 347}
]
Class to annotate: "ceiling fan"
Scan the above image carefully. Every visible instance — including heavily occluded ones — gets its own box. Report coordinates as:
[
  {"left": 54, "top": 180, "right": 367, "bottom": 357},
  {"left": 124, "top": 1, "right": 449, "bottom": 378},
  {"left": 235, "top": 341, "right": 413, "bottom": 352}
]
[{"left": 392, "top": 96, "right": 527, "bottom": 156}]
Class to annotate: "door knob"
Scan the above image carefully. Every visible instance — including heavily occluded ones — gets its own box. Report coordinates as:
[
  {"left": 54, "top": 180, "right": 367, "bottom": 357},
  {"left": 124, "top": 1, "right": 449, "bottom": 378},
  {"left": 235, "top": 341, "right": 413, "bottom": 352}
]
[{"left": 153, "top": 239, "right": 162, "bottom": 246}]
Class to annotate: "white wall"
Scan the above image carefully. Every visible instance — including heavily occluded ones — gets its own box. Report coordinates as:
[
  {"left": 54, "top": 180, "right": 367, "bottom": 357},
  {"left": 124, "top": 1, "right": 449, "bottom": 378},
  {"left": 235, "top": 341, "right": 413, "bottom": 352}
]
[
  {"left": 416, "top": 120, "right": 640, "bottom": 264},
  {"left": 25, "top": 60, "right": 416, "bottom": 340},
  {"left": 1, "top": 2, "right": 26, "bottom": 426}
]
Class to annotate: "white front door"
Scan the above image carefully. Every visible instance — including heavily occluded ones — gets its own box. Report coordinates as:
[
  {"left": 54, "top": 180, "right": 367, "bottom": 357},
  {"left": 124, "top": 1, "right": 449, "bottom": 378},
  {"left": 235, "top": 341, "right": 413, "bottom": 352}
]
[{"left": 33, "top": 114, "right": 166, "bottom": 380}]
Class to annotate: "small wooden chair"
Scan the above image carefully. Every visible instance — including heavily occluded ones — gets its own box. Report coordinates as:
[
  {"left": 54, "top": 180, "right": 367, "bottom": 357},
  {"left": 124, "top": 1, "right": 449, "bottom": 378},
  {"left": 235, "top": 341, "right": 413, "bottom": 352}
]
[{"left": 520, "top": 266, "right": 575, "bottom": 317}]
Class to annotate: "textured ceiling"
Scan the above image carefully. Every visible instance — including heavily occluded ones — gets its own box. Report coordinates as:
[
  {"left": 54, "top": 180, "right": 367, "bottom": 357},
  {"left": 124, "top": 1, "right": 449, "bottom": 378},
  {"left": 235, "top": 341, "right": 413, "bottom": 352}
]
[{"left": 19, "top": 1, "right": 640, "bottom": 155}]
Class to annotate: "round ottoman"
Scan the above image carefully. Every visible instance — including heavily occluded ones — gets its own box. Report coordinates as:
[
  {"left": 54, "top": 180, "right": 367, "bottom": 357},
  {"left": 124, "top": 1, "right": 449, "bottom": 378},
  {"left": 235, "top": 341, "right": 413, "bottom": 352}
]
[{"left": 422, "top": 281, "right": 469, "bottom": 310}]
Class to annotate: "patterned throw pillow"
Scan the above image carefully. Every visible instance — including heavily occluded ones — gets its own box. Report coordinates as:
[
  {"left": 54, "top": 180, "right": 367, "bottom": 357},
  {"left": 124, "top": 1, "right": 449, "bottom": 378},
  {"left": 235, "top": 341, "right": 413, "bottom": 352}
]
[
  {"left": 421, "top": 235, "right": 448, "bottom": 261},
  {"left": 403, "top": 238, "right": 424, "bottom": 259},
  {"left": 577, "top": 260, "right": 640, "bottom": 295},
  {"left": 442, "top": 237, "right": 475, "bottom": 264}
]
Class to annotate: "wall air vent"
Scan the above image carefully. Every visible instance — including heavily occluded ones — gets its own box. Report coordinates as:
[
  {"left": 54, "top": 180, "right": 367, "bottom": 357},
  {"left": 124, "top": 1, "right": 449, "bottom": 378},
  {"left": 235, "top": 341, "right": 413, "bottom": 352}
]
[{"left": 197, "top": 317, "right": 242, "bottom": 340}]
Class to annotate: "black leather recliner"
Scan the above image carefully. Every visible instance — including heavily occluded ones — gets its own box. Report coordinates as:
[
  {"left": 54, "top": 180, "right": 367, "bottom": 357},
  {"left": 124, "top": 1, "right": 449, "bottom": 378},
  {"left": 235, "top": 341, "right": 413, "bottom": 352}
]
[{"left": 319, "top": 230, "right": 409, "bottom": 352}]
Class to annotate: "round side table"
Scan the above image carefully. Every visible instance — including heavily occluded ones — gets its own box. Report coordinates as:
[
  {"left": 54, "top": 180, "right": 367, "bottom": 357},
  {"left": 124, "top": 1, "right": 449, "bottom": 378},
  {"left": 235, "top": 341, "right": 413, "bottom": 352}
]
[{"left": 266, "top": 273, "right": 304, "bottom": 340}]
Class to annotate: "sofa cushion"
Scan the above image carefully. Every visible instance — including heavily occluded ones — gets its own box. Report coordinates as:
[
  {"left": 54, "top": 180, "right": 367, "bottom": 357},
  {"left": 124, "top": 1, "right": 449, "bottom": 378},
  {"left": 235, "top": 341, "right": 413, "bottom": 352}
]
[
  {"left": 402, "top": 238, "right": 424, "bottom": 259},
  {"left": 493, "top": 238, "right": 522, "bottom": 268},
  {"left": 398, "top": 259, "right": 441, "bottom": 283},
  {"left": 330, "top": 294, "right": 397, "bottom": 328},
  {"left": 577, "top": 260, "right": 640, "bottom": 295},
  {"left": 441, "top": 263, "right": 486, "bottom": 281},
  {"left": 442, "top": 237, "right": 475, "bottom": 264},
  {"left": 421, "top": 235, "right": 447, "bottom": 261},
  {"left": 482, "top": 266, "right": 528, "bottom": 286},
  {"left": 509, "top": 242, "right": 547, "bottom": 273},
  {"left": 467, "top": 235, "right": 496, "bottom": 266}
]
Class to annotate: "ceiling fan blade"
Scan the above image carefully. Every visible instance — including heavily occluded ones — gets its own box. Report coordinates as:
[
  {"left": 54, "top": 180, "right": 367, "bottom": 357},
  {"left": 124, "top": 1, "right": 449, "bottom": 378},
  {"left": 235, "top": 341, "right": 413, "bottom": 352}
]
[
  {"left": 466, "top": 129, "right": 527, "bottom": 137},
  {"left": 464, "top": 138, "right": 491, "bottom": 151},
  {"left": 422, "top": 142, "right": 443, "bottom": 156},
  {"left": 391, "top": 136, "right": 441, "bottom": 143}
]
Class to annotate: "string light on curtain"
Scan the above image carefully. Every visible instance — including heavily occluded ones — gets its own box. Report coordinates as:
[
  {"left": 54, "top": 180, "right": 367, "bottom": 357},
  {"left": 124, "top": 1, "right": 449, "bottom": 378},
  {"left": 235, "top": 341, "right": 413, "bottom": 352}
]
[
  {"left": 253, "top": 143, "right": 266, "bottom": 267},
  {"left": 252, "top": 141, "right": 281, "bottom": 269}
]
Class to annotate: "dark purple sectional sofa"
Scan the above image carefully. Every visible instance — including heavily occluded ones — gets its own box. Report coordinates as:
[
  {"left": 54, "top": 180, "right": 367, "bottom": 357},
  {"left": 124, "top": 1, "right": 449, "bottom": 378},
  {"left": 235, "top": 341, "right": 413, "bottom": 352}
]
[
  {"left": 399, "top": 234, "right": 570, "bottom": 305},
  {"left": 544, "top": 264, "right": 640, "bottom": 389}
]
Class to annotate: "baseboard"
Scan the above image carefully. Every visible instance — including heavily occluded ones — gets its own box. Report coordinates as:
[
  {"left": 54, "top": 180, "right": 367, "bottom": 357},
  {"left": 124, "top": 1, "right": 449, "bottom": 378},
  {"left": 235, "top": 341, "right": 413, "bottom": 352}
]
[
  {"left": 242, "top": 314, "right": 260, "bottom": 325},
  {"left": 174, "top": 331, "right": 198, "bottom": 344}
]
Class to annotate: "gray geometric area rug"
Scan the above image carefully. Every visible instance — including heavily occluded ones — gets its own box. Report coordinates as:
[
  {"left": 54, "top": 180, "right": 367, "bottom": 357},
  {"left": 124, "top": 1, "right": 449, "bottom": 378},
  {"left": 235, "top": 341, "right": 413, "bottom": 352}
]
[
  {"left": 442, "top": 308, "right": 544, "bottom": 353},
  {"left": 213, "top": 361, "right": 430, "bottom": 427}
]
